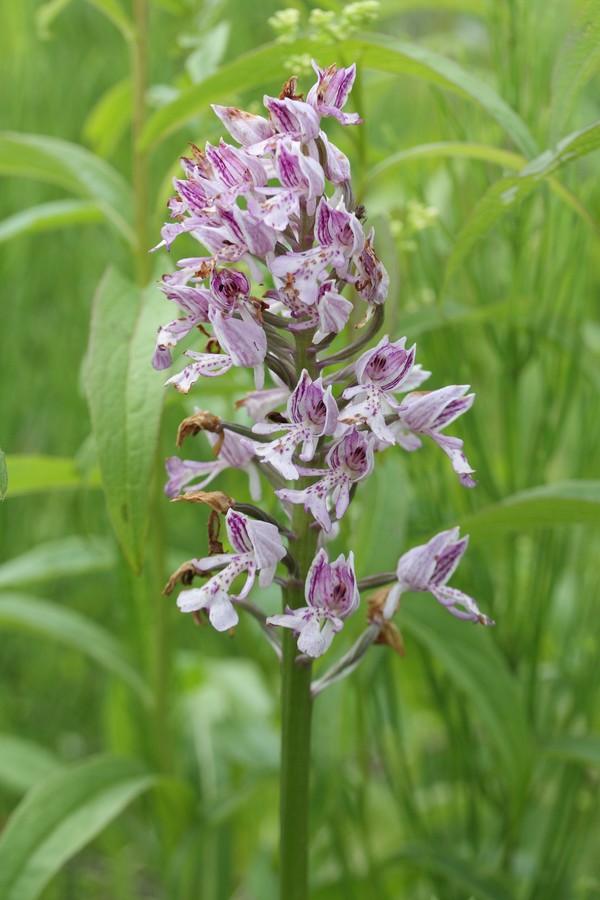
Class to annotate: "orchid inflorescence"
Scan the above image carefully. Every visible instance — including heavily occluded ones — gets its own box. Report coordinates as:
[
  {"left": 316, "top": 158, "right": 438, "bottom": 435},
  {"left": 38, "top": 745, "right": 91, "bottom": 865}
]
[{"left": 153, "top": 60, "right": 493, "bottom": 679}]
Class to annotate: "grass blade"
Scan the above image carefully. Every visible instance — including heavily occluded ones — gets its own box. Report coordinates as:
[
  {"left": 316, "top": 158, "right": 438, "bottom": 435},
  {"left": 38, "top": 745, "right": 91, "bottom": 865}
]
[{"left": 0, "top": 756, "right": 156, "bottom": 900}]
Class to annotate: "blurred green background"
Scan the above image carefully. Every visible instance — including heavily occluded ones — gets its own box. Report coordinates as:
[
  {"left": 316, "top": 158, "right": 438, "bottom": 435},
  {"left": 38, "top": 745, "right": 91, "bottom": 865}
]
[{"left": 1, "top": 0, "right": 600, "bottom": 897}]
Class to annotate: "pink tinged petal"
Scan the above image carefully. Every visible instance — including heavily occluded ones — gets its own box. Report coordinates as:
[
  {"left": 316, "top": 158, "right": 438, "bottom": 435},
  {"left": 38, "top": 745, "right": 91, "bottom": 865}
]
[
  {"left": 247, "top": 189, "right": 299, "bottom": 231},
  {"left": 326, "top": 428, "right": 375, "bottom": 481},
  {"left": 307, "top": 61, "right": 362, "bottom": 126},
  {"left": 428, "top": 432, "right": 477, "bottom": 487},
  {"left": 314, "top": 283, "right": 353, "bottom": 342},
  {"left": 400, "top": 386, "right": 471, "bottom": 432},
  {"left": 355, "top": 335, "right": 416, "bottom": 392},
  {"left": 269, "top": 245, "right": 346, "bottom": 306},
  {"left": 274, "top": 139, "right": 325, "bottom": 200},
  {"left": 316, "top": 197, "right": 365, "bottom": 258},
  {"left": 306, "top": 548, "right": 359, "bottom": 618},
  {"left": 205, "top": 139, "right": 267, "bottom": 191},
  {"left": 164, "top": 456, "right": 221, "bottom": 498},
  {"left": 159, "top": 283, "right": 212, "bottom": 318},
  {"left": 152, "top": 344, "right": 173, "bottom": 370},
  {"left": 431, "top": 534, "right": 469, "bottom": 585},
  {"left": 355, "top": 228, "right": 389, "bottom": 304},
  {"left": 388, "top": 420, "right": 423, "bottom": 452},
  {"left": 319, "top": 132, "right": 351, "bottom": 184},
  {"left": 177, "top": 584, "right": 239, "bottom": 631},
  {"left": 298, "top": 616, "right": 338, "bottom": 657},
  {"left": 165, "top": 350, "right": 234, "bottom": 393},
  {"left": 211, "top": 104, "right": 276, "bottom": 145},
  {"left": 264, "top": 96, "right": 321, "bottom": 143},
  {"left": 399, "top": 364, "right": 432, "bottom": 392},
  {"left": 209, "top": 308, "right": 267, "bottom": 370},
  {"left": 276, "top": 478, "right": 334, "bottom": 532},
  {"left": 209, "top": 267, "right": 250, "bottom": 311},
  {"left": 239, "top": 385, "right": 291, "bottom": 422},
  {"left": 430, "top": 584, "right": 494, "bottom": 626},
  {"left": 207, "top": 429, "right": 254, "bottom": 469},
  {"left": 396, "top": 530, "right": 458, "bottom": 592}
]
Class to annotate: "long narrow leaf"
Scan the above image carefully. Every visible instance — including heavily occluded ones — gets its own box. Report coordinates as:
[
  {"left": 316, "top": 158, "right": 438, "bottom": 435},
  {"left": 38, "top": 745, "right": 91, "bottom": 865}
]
[
  {"left": 0, "top": 537, "right": 116, "bottom": 589},
  {"left": 2, "top": 455, "right": 100, "bottom": 496},
  {"left": 0, "top": 133, "right": 134, "bottom": 245},
  {"left": 444, "top": 121, "right": 600, "bottom": 286},
  {"left": 0, "top": 593, "right": 151, "bottom": 705},
  {"left": 83, "top": 267, "right": 166, "bottom": 573},
  {"left": 139, "top": 33, "right": 536, "bottom": 156},
  {"left": 458, "top": 481, "right": 600, "bottom": 539},
  {"left": 401, "top": 598, "right": 533, "bottom": 794},
  {"left": 0, "top": 735, "right": 64, "bottom": 794},
  {"left": 0, "top": 200, "right": 102, "bottom": 244},
  {"left": 0, "top": 756, "right": 156, "bottom": 900}
]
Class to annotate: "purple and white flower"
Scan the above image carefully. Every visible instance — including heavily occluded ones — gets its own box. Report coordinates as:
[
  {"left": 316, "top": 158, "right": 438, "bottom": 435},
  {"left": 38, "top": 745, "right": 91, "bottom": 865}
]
[
  {"left": 245, "top": 370, "right": 338, "bottom": 479},
  {"left": 267, "top": 548, "right": 359, "bottom": 657},
  {"left": 177, "top": 510, "right": 286, "bottom": 631},
  {"left": 306, "top": 61, "right": 362, "bottom": 127},
  {"left": 383, "top": 528, "right": 494, "bottom": 625},
  {"left": 390, "top": 385, "right": 477, "bottom": 486},
  {"left": 164, "top": 429, "right": 261, "bottom": 500},
  {"left": 276, "top": 428, "right": 374, "bottom": 531},
  {"left": 341, "top": 335, "right": 416, "bottom": 442}
]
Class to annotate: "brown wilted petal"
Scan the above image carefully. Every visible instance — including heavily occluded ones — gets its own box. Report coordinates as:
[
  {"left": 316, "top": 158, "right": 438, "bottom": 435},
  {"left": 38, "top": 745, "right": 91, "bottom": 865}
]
[
  {"left": 163, "top": 560, "right": 204, "bottom": 596},
  {"left": 366, "top": 585, "right": 395, "bottom": 625},
  {"left": 176, "top": 410, "right": 222, "bottom": 447},
  {"left": 375, "top": 621, "right": 406, "bottom": 657},
  {"left": 279, "top": 76, "right": 303, "bottom": 101},
  {"left": 208, "top": 509, "right": 224, "bottom": 555},
  {"left": 174, "top": 489, "right": 235, "bottom": 513}
]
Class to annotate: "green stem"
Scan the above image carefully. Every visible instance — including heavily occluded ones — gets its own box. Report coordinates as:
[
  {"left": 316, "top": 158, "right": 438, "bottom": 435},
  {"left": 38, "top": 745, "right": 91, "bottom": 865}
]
[{"left": 279, "top": 330, "right": 320, "bottom": 900}]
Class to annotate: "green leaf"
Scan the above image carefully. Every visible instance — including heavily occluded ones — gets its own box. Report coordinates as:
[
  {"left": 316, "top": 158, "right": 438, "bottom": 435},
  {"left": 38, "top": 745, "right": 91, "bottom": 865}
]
[
  {"left": 138, "top": 38, "right": 323, "bottom": 150},
  {"left": 0, "top": 593, "right": 151, "bottom": 705},
  {"left": 0, "top": 200, "right": 102, "bottom": 244},
  {"left": 343, "top": 33, "right": 538, "bottom": 157},
  {"left": 550, "top": 0, "right": 600, "bottom": 138},
  {"left": 35, "top": 0, "right": 73, "bottom": 39},
  {"left": 401, "top": 597, "right": 533, "bottom": 794},
  {"left": 542, "top": 735, "right": 600, "bottom": 768},
  {"left": 0, "top": 132, "right": 134, "bottom": 245},
  {"left": 458, "top": 481, "right": 600, "bottom": 539},
  {"left": 83, "top": 78, "right": 132, "bottom": 158},
  {"left": 85, "top": 0, "right": 134, "bottom": 42},
  {"left": 387, "top": 844, "right": 513, "bottom": 900},
  {"left": 83, "top": 267, "right": 166, "bottom": 573},
  {"left": 0, "top": 536, "right": 116, "bottom": 589},
  {"left": 2, "top": 455, "right": 100, "bottom": 496},
  {"left": 139, "top": 33, "right": 537, "bottom": 157},
  {"left": 0, "top": 735, "right": 64, "bottom": 795},
  {"left": 444, "top": 121, "right": 600, "bottom": 286},
  {"left": 0, "top": 756, "right": 156, "bottom": 900},
  {"left": 0, "top": 448, "right": 7, "bottom": 500}
]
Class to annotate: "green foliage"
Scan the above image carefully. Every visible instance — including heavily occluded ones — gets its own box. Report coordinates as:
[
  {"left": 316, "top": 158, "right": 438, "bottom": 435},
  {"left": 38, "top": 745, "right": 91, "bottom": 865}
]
[
  {"left": 0, "top": 756, "right": 156, "bottom": 900},
  {"left": 1, "top": 0, "right": 600, "bottom": 897},
  {"left": 84, "top": 267, "right": 166, "bottom": 573}
]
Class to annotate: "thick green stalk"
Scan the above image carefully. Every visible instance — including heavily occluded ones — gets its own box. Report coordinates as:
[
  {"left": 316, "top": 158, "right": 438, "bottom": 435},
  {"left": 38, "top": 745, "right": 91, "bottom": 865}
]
[{"left": 279, "top": 331, "right": 319, "bottom": 900}]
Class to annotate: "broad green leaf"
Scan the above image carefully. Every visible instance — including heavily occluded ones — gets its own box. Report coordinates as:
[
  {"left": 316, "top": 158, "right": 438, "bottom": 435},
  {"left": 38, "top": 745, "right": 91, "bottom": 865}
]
[
  {"left": 0, "top": 536, "right": 116, "bottom": 589},
  {"left": 342, "top": 33, "right": 538, "bottom": 157},
  {"left": 550, "top": 0, "right": 600, "bottom": 138},
  {"left": 401, "top": 597, "right": 533, "bottom": 794},
  {"left": 83, "top": 78, "right": 132, "bottom": 158},
  {"left": 0, "top": 735, "right": 64, "bottom": 794},
  {"left": 139, "top": 33, "right": 536, "bottom": 156},
  {"left": 83, "top": 267, "right": 166, "bottom": 573},
  {"left": 0, "top": 200, "right": 102, "bottom": 244},
  {"left": 0, "top": 132, "right": 134, "bottom": 245},
  {"left": 3, "top": 455, "right": 100, "bottom": 496},
  {"left": 0, "top": 756, "right": 156, "bottom": 900},
  {"left": 543, "top": 735, "right": 600, "bottom": 768},
  {"left": 458, "top": 481, "right": 600, "bottom": 539},
  {"left": 0, "top": 448, "right": 7, "bottom": 500},
  {"left": 85, "top": 0, "right": 134, "bottom": 42},
  {"left": 0, "top": 593, "right": 151, "bottom": 705},
  {"left": 444, "top": 121, "right": 600, "bottom": 286}
]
